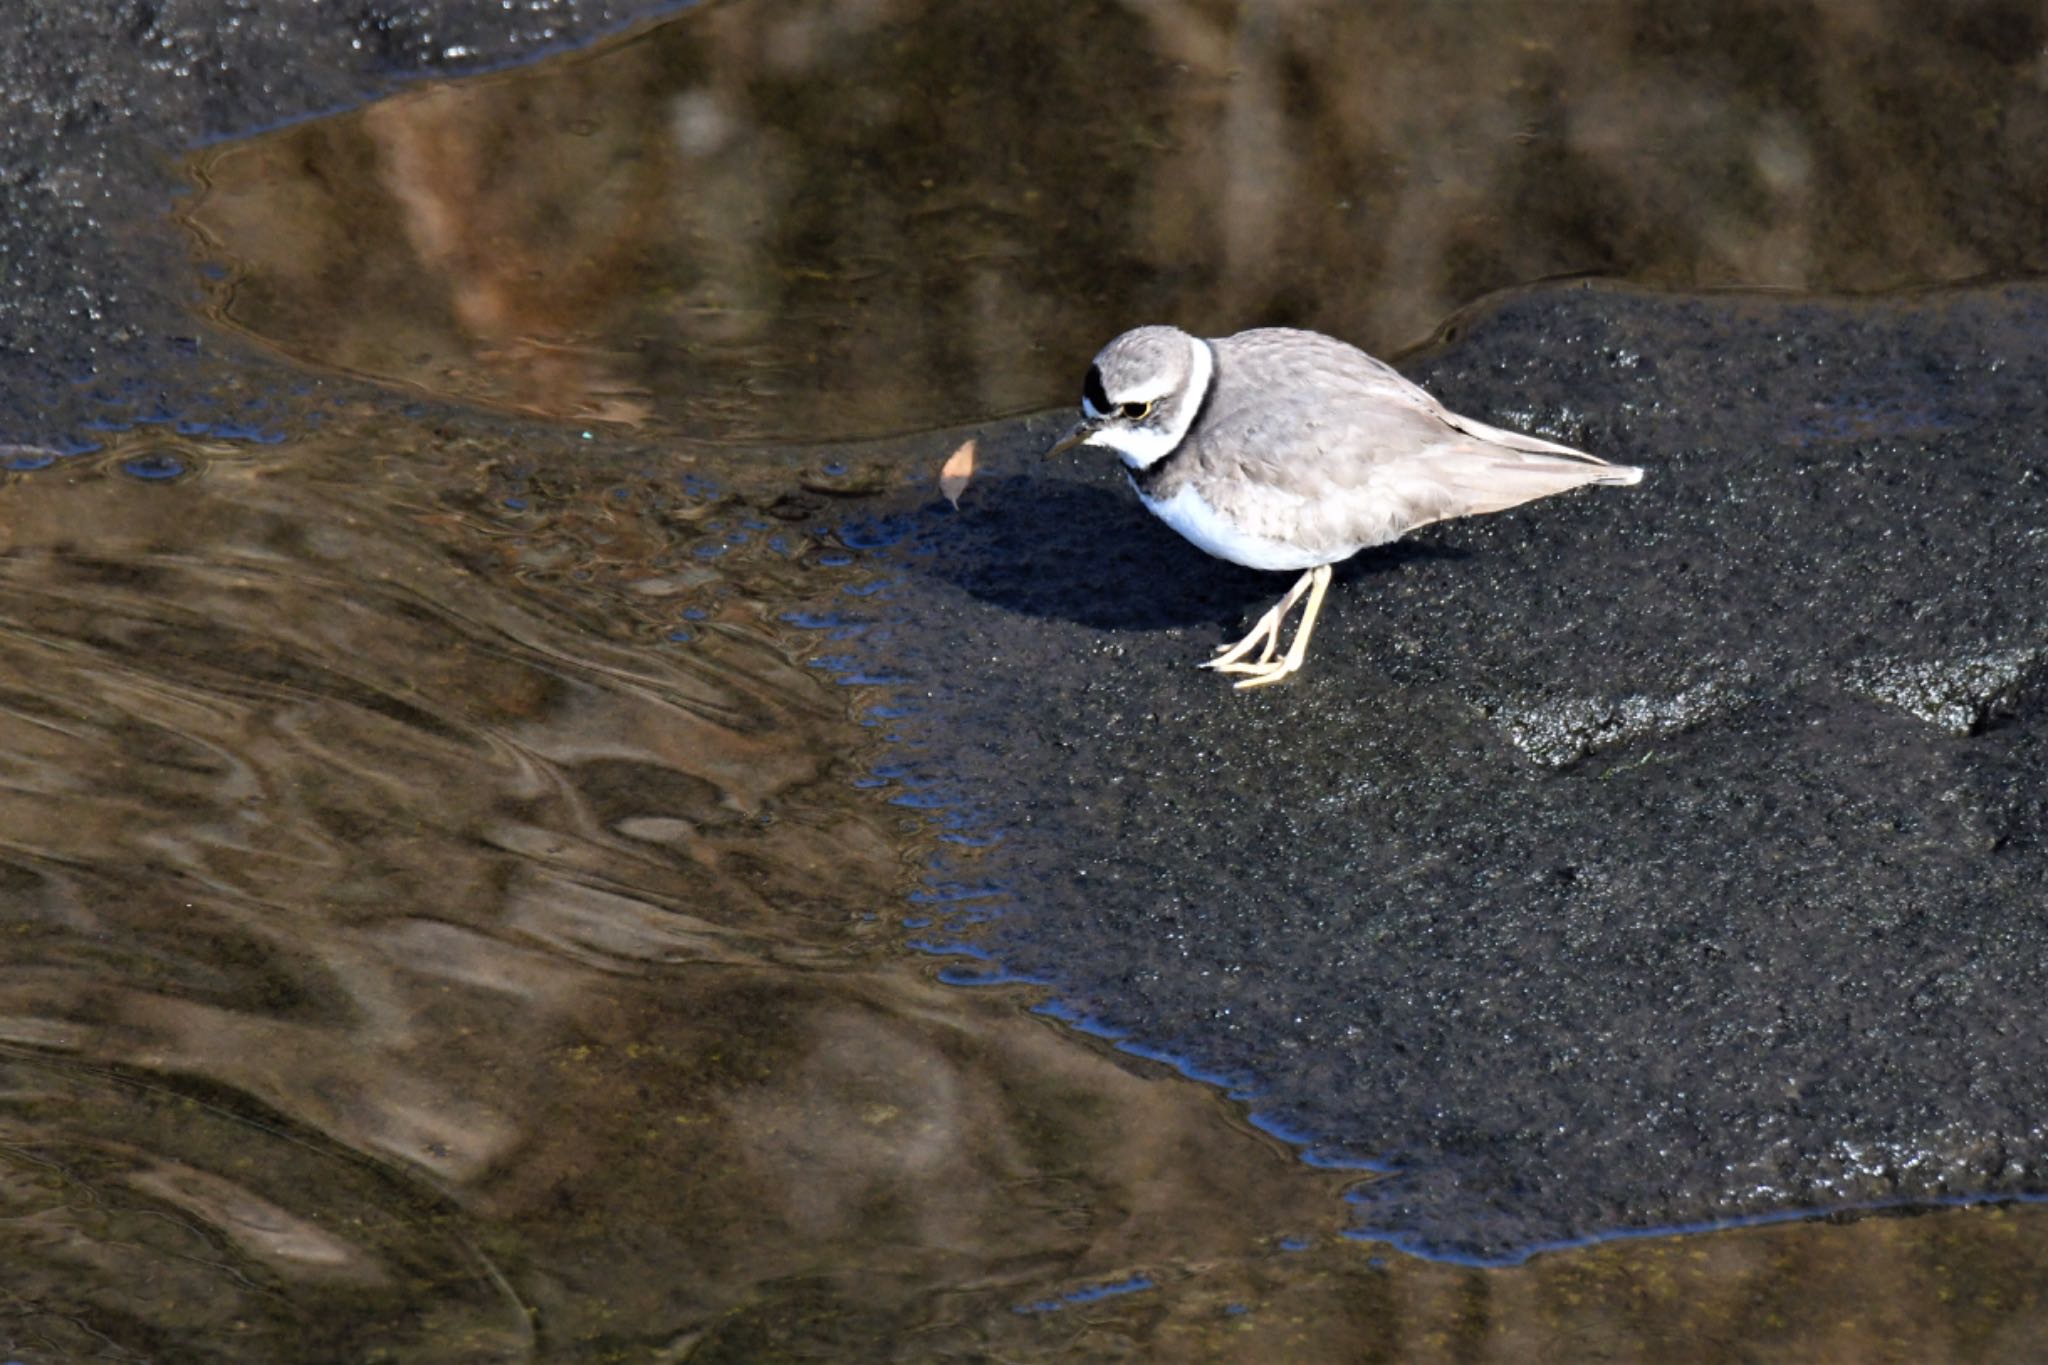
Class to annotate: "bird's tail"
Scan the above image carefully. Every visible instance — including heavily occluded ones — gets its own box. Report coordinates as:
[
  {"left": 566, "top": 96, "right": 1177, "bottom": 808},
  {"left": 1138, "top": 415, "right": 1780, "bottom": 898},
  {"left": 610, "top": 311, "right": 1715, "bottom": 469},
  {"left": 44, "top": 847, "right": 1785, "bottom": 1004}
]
[
  {"left": 1410, "top": 445, "right": 1645, "bottom": 522},
  {"left": 1429, "top": 408, "right": 1643, "bottom": 513}
]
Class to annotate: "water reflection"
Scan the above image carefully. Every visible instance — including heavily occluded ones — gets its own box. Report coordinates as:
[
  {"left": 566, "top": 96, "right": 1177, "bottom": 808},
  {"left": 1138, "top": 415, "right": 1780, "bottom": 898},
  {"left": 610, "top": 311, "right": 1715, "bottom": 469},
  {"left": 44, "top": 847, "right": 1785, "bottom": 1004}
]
[
  {"left": 948, "top": 1203, "right": 2048, "bottom": 1361},
  {"left": 186, "top": 0, "right": 2048, "bottom": 440},
  {"left": 0, "top": 1045, "right": 530, "bottom": 1358},
  {"left": 0, "top": 426, "right": 1367, "bottom": 1353}
]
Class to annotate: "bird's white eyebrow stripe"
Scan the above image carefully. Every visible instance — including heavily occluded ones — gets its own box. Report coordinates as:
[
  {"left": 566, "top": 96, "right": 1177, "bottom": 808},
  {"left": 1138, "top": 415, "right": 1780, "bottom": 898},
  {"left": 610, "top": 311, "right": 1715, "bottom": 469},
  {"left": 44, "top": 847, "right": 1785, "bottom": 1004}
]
[{"left": 1116, "top": 381, "right": 1174, "bottom": 405}]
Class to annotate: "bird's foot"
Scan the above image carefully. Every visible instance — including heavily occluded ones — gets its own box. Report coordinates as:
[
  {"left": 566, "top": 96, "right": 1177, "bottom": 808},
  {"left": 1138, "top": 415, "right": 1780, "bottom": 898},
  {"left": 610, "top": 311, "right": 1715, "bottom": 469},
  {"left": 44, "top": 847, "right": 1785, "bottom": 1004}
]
[
  {"left": 1201, "top": 599, "right": 1292, "bottom": 672},
  {"left": 1198, "top": 565, "right": 1332, "bottom": 690},
  {"left": 1222, "top": 657, "right": 1305, "bottom": 690}
]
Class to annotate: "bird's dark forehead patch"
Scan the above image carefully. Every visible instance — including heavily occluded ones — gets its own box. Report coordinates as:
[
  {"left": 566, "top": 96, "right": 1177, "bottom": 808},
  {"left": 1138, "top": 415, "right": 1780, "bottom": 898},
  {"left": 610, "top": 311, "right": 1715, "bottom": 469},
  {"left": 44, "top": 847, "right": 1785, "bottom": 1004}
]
[{"left": 1082, "top": 364, "right": 1111, "bottom": 415}]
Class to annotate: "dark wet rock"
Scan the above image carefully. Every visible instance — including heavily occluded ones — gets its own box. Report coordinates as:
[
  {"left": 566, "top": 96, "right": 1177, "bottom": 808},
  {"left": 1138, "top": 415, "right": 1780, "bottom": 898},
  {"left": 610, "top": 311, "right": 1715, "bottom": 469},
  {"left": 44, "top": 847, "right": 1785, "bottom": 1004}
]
[
  {"left": 853, "top": 281, "right": 2048, "bottom": 1260},
  {"left": 1846, "top": 647, "right": 2047, "bottom": 738}
]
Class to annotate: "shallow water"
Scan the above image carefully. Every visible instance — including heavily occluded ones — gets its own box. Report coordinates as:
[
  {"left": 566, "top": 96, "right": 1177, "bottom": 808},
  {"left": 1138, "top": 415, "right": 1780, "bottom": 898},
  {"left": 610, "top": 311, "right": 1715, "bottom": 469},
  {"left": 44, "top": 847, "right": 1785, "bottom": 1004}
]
[
  {"left": 4, "top": 0, "right": 2048, "bottom": 1357},
  {"left": 0, "top": 416, "right": 1372, "bottom": 1356}
]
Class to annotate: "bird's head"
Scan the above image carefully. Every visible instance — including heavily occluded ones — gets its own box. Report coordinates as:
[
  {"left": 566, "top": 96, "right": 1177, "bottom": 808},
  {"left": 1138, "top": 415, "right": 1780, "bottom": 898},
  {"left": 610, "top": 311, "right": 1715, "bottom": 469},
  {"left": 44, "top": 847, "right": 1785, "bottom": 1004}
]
[{"left": 1048, "top": 325, "right": 1214, "bottom": 470}]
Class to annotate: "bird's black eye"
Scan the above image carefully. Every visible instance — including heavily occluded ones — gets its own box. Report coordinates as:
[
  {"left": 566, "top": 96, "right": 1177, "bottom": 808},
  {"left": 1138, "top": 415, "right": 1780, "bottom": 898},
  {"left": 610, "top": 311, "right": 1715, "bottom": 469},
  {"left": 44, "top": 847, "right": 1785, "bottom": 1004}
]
[{"left": 1120, "top": 401, "right": 1151, "bottom": 420}]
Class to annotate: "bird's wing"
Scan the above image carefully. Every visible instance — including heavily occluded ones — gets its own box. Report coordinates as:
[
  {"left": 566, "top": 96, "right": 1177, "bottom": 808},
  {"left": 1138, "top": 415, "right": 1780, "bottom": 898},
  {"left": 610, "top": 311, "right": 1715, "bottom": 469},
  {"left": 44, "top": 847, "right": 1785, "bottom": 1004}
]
[
  {"left": 1200, "top": 329, "right": 1641, "bottom": 535},
  {"left": 1196, "top": 330, "right": 1455, "bottom": 479}
]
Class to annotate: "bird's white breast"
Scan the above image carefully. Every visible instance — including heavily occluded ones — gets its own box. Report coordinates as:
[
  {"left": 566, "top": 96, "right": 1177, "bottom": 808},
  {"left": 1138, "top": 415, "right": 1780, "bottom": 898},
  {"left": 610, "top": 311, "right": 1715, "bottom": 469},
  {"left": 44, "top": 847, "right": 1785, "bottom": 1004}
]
[{"left": 1136, "top": 481, "right": 1335, "bottom": 571}]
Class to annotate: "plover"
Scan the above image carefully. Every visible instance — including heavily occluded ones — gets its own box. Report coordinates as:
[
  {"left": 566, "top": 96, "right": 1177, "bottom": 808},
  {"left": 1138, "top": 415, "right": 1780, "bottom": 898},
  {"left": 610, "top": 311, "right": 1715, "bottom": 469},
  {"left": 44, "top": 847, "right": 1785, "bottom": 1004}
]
[{"left": 1049, "top": 325, "right": 1644, "bottom": 688}]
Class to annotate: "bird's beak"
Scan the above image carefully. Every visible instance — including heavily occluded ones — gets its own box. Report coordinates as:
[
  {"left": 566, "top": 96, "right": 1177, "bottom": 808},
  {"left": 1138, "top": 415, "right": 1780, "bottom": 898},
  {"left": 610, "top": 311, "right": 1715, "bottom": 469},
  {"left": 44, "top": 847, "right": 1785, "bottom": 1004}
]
[{"left": 1046, "top": 418, "right": 1099, "bottom": 458}]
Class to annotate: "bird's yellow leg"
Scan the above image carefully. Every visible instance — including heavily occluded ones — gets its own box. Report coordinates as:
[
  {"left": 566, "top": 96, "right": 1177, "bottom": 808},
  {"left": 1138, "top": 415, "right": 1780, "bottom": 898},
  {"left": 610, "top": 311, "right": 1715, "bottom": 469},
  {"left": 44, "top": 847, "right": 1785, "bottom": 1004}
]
[
  {"left": 1231, "top": 564, "right": 1331, "bottom": 689},
  {"left": 1202, "top": 568, "right": 1317, "bottom": 673}
]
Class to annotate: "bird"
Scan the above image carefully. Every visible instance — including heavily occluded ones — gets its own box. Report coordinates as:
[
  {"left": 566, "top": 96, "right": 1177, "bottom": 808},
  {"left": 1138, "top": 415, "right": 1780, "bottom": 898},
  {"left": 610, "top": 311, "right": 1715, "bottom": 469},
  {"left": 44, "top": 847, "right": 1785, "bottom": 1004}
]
[{"left": 1047, "top": 325, "right": 1645, "bottom": 688}]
